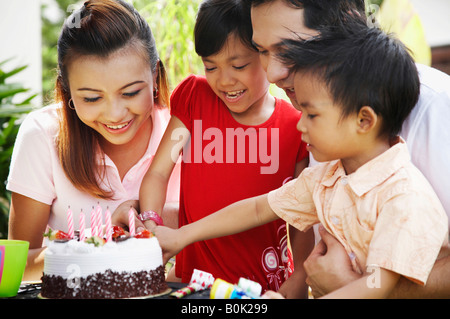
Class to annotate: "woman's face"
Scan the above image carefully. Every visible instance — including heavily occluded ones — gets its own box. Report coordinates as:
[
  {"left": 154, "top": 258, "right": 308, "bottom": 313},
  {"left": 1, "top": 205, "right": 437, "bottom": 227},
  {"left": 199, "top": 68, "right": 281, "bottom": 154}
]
[{"left": 68, "top": 47, "right": 156, "bottom": 148}]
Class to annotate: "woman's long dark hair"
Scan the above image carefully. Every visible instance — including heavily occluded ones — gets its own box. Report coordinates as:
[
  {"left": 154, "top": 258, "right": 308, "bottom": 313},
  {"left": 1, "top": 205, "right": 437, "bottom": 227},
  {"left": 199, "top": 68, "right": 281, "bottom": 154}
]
[{"left": 55, "top": 0, "right": 169, "bottom": 199}]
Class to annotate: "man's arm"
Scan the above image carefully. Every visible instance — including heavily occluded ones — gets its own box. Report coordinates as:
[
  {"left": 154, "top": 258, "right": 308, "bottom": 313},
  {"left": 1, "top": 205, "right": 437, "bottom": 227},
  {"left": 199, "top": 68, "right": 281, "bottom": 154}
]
[
  {"left": 320, "top": 267, "right": 400, "bottom": 299},
  {"left": 305, "top": 227, "right": 450, "bottom": 298},
  {"left": 389, "top": 244, "right": 450, "bottom": 299}
]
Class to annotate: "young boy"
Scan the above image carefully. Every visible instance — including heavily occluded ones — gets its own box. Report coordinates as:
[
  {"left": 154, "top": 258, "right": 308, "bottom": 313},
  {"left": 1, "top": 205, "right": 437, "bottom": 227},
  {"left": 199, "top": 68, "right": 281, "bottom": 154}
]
[{"left": 154, "top": 21, "right": 448, "bottom": 298}]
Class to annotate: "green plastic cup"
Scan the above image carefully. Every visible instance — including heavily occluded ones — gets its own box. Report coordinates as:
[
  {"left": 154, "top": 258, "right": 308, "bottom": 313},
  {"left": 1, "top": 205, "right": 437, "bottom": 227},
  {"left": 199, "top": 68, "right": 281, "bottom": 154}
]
[{"left": 0, "top": 240, "right": 29, "bottom": 297}]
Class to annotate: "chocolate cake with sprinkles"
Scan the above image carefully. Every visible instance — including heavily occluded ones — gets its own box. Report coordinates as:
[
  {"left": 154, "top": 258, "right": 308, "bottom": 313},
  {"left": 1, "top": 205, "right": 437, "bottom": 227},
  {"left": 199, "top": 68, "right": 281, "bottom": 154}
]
[{"left": 40, "top": 228, "right": 168, "bottom": 299}]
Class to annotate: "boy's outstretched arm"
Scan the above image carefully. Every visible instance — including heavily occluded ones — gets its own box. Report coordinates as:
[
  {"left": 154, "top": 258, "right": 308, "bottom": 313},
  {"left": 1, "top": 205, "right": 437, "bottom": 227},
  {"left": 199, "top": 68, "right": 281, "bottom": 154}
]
[{"left": 155, "top": 194, "right": 279, "bottom": 264}]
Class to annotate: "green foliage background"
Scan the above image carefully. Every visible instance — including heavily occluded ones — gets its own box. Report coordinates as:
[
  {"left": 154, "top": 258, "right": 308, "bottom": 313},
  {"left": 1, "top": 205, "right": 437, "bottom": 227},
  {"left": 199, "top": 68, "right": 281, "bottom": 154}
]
[
  {"left": 41, "top": 0, "right": 204, "bottom": 103},
  {"left": 132, "top": 0, "right": 203, "bottom": 89},
  {"left": 0, "top": 60, "right": 36, "bottom": 238}
]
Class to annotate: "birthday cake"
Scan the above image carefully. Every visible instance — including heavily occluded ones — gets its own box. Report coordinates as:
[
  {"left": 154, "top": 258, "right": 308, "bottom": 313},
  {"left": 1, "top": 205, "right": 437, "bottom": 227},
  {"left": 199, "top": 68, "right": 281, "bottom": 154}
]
[{"left": 40, "top": 227, "right": 169, "bottom": 299}]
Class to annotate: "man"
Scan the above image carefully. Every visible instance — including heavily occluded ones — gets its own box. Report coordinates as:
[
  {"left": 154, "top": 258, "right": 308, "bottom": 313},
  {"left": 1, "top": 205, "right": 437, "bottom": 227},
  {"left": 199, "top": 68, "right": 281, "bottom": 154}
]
[{"left": 246, "top": 0, "right": 450, "bottom": 298}]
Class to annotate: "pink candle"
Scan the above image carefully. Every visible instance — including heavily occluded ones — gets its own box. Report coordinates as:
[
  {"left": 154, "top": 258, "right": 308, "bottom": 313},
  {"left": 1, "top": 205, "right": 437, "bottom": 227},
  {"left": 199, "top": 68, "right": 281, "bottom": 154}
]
[
  {"left": 128, "top": 207, "right": 135, "bottom": 237},
  {"left": 95, "top": 203, "right": 102, "bottom": 238},
  {"left": 90, "top": 206, "right": 97, "bottom": 237},
  {"left": 67, "top": 206, "right": 74, "bottom": 238},
  {"left": 79, "top": 210, "right": 86, "bottom": 242},
  {"left": 105, "top": 207, "right": 112, "bottom": 242}
]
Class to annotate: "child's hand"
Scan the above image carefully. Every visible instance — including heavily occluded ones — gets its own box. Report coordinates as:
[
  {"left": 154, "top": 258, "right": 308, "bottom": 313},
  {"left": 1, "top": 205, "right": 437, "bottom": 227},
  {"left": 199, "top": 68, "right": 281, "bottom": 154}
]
[
  {"left": 111, "top": 200, "right": 146, "bottom": 233},
  {"left": 153, "top": 225, "right": 184, "bottom": 264},
  {"left": 261, "top": 290, "right": 285, "bottom": 299}
]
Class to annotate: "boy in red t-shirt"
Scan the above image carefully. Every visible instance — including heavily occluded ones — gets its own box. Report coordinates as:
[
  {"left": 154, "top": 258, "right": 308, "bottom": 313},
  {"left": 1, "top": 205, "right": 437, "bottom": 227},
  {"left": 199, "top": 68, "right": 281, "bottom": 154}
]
[{"left": 138, "top": 0, "right": 311, "bottom": 295}]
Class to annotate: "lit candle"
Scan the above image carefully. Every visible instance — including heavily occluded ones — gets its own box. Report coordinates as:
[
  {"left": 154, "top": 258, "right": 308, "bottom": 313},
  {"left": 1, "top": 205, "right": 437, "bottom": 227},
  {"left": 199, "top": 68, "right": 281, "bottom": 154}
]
[
  {"left": 105, "top": 207, "right": 112, "bottom": 242},
  {"left": 79, "top": 210, "right": 85, "bottom": 242},
  {"left": 67, "top": 206, "right": 74, "bottom": 238},
  {"left": 128, "top": 207, "right": 135, "bottom": 237}
]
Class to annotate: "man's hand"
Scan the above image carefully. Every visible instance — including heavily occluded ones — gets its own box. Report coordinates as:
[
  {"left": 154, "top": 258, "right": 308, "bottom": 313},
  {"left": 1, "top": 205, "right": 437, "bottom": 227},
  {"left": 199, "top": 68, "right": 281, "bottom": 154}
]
[{"left": 304, "top": 225, "right": 361, "bottom": 297}]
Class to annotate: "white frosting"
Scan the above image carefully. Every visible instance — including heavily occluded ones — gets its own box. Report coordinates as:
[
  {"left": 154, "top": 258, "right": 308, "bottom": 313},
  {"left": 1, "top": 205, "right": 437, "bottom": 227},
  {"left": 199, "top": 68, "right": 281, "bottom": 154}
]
[{"left": 44, "top": 237, "right": 163, "bottom": 279}]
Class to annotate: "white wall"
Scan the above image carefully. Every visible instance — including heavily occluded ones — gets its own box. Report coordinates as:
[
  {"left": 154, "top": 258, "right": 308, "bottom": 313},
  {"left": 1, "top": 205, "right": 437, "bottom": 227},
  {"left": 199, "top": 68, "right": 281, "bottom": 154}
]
[
  {"left": 410, "top": 0, "right": 450, "bottom": 48},
  {"left": 0, "top": 0, "right": 42, "bottom": 106}
]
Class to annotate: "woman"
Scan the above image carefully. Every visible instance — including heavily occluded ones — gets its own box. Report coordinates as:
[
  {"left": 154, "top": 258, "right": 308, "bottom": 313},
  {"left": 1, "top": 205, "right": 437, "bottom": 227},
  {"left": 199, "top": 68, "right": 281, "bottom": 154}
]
[{"left": 7, "top": 0, "right": 179, "bottom": 281}]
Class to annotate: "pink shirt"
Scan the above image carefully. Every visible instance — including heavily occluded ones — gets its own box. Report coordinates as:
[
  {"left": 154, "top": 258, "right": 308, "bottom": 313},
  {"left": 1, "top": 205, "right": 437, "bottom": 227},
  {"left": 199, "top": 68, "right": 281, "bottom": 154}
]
[
  {"left": 268, "top": 138, "right": 448, "bottom": 285},
  {"left": 7, "top": 104, "right": 180, "bottom": 232}
]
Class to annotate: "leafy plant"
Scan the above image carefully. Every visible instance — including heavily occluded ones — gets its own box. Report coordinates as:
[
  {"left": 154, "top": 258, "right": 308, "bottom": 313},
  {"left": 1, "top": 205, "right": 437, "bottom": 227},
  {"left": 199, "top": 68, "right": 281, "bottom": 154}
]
[
  {"left": 41, "top": 0, "right": 74, "bottom": 104},
  {"left": 132, "top": 0, "right": 204, "bottom": 90},
  {"left": 369, "top": 0, "right": 384, "bottom": 7},
  {"left": 41, "top": 0, "right": 204, "bottom": 99},
  {"left": 0, "top": 59, "right": 36, "bottom": 239}
]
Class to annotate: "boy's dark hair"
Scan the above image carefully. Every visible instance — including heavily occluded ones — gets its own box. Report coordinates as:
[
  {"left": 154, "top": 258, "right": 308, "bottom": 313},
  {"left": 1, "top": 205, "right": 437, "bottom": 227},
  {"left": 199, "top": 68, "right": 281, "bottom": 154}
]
[
  {"left": 195, "top": 0, "right": 254, "bottom": 57},
  {"left": 278, "top": 20, "right": 420, "bottom": 139},
  {"left": 243, "top": 0, "right": 366, "bottom": 31}
]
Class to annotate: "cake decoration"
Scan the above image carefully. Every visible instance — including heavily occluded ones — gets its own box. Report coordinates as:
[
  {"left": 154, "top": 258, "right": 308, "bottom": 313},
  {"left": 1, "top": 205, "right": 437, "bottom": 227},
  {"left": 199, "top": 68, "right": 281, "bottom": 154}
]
[
  {"left": 67, "top": 206, "right": 74, "bottom": 238},
  {"left": 43, "top": 228, "right": 71, "bottom": 241},
  {"left": 78, "top": 210, "right": 86, "bottom": 242},
  {"left": 210, "top": 277, "right": 262, "bottom": 299},
  {"left": 128, "top": 207, "right": 136, "bottom": 237},
  {"left": 170, "top": 269, "right": 214, "bottom": 298},
  {"left": 105, "top": 208, "right": 112, "bottom": 242}
]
